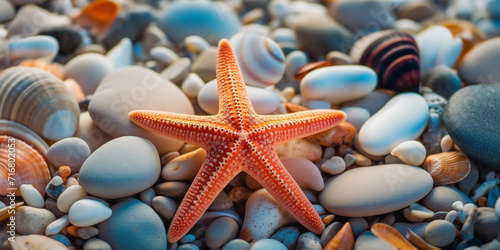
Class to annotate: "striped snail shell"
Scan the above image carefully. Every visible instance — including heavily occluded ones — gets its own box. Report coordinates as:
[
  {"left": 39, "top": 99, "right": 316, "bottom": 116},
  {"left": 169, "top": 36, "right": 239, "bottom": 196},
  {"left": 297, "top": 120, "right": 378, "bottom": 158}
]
[
  {"left": 351, "top": 30, "right": 420, "bottom": 93},
  {"left": 229, "top": 31, "right": 285, "bottom": 87},
  {"left": 0, "top": 66, "right": 79, "bottom": 141}
]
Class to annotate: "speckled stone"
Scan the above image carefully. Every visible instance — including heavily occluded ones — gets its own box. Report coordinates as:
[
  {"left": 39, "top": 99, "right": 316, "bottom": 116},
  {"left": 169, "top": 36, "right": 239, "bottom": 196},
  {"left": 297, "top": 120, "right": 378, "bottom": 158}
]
[
  {"left": 9, "top": 235, "right": 68, "bottom": 250},
  {"left": 296, "top": 232, "right": 322, "bottom": 250},
  {"left": 16, "top": 206, "right": 56, "bottom": 235},
  {"left": 98, "top": 198, "right": 167, "bottom": 250},
  {"left": 444, "top": 84, "right": 500, "bottom": 169},
  {"left": 421, "top": 186, "right": 474, "bottom": 212},
  {"left": 271, "top": 226, "right": 300, "bottom": 249}
]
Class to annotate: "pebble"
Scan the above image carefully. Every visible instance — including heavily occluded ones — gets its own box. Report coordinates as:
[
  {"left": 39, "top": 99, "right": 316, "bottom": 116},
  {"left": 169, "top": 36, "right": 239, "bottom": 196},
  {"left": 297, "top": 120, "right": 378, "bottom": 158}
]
[
  {"left": 7, "top": 35, "right": 59, "bottom": 63},
  {"left": 300, "top": 65, "right": 377, "bottom": 105},
  {"left": 423, "top": 65, "right": 461, "bottom": 99},
  {"left": 250, "top": 238, "right": 288, "bottom": 250},
  {"left": 341, "top": 89, "right": 393, "bottom": 115},
  {"left": 348, "top": 217, "right": 369, "bottom": 237},
  {"left": 271, "top": 226, "right": 300, "bottom": 249},
  {"left": 390, "top": 140, "right": 427, "bottom": 166},
  {"left": 16, "top": 206, "right": 56, "bottom": 235},
  {"left": 39, "top": 27, "right": 82, "bottom": 56},
  {"left": 178, "top": 244, "right": 200, "bottom": 250},
  {"left": 88, "top": 66, "right": 194, "bottom": 154},
  {"left": 208, "top": 191, "right": 233, "bottom": 211},
  {"left": 276, "top": 138, "right": 322, "bottom": 162},
  {"left": 459, "top": 37, "right": 500, "bottom": 84},
  {"left": 68, "top": 199, "right": 112, "bottom": 227},
  {"left": 241, "top": 189, "right": 295, "bottom": 241},
  {"left": 222, "top": 239, "right": 251, "bottom": 250},
  {"left": 321, "top": 156, "right": 346, "bottom": 175},
  {"left": 355, "top": 231, "right": 397, "bottom": 250},
  {"left": 79, "top": 136, "right": 161, "bottom": 199},
  {"left": 329, "top": 0, "right": 395, "bottom": 33},
  {"left": 46, "top": 137, "right": 91, "bottom": 173},
  {"left": 296, "top": 232, "right": 322, "bottom": 250},
  {"left": 197, "top": 79, "right": 280, "bottom": 115},
  {"left": 191, "top": 46, "right": 217, "bottom": 82},
  {"left": 63, "top": 53, "right": 114, "bottom": 95},
  {"left": 44, "top": 198, "right": 64, "bottom": 219},
  {"left": 98, "top": 198, "right": 167, "bottom": 249},
  {"left": 341, "top": 107, "right": 370, "bottom": 131},
  {"left": 184, "top": 35, "right": 210, "bottom": 54},
  {"left": 281, "top": 158, "right": 324, "bottom": 191},
  {"left": 319, "top": 164, "right": 433, "bottom": 217},
  {"left": 444, "top": 84, "right": 500, "bottom": 169},
  {"left": 475, "top": 207, "right": 500, "bottom": 242},
  {"left": 160, "top": 57, "right": 191, "bottom": 85},
  {"left": 458, "top": 160, "right": 480, "bottom": 196},
  {"left": 289, "top": 14, "right": 353, "bottom": 59},
  {"left": 158, "top": 0, "right": 240, "bottom": 45},
  {"left": 162, "top": 148, "right": 206, "bottom": 181},
  {"left": 83, "top": 238, "right": 112, "bottom": 250},
  {"left": 151, "top": 196, "right": 178, "bottom": 221},
  {"left": 45, "top": 215, "right": 69, "bottom": 236},
  {"left": 0, "top": 1, "right": 15, "bottom": 23},
  {"left": 320, "top": 222, "right": 342, "bottom": 247},
  {"left": 73, "top": 112, "right": 113, "bottom": 152},
  {"left": 181, "top": 73, "right": 205, "bottom": 98},
  {"left": 155, "top": 181, "right": 189, "bottom": 198},
  {"left": 424, "top": 219, "right": 456, "bottom": 247},
  {"left": 205, "top": 217, "right": 239, "bottom": 249},
  {"left": 358, "top": 92, "right": 429, "bottom": 156},
  {"left": 77, "top": 227, "right": 99, "bottom": 240},
  {"left": 139, "top": 188, "right": 155, "bottom": 206},
  {"left": 20, "top": 184, "right": 45, "bottom": 208},
  {"left": 150, "top": 46, "right": 178, "bottom": 66},
  {"left": 57, "top": 184, "right": 87, "bottom": 213},
  {"left": 421, "top": 186, "right": 474, "bottom": 212},
  {"left": 49, "top": 234, "right": 71, "bottom": 247},
  {"left": 9, "top": 235, "right": 68, "bottom": 250}
]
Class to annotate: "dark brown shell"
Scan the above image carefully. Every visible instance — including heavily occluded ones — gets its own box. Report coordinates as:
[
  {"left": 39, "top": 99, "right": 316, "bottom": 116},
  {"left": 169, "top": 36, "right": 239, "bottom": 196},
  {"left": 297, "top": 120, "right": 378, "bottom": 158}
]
[{"left": 351, "top": 30, "right": 420, "bottom": 93}]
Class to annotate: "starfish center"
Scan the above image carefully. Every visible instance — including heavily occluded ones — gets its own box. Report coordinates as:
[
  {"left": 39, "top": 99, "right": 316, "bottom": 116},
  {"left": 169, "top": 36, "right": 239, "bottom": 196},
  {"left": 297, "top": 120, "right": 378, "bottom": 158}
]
[{"left": 238, "top": 131, "right": 249, "bottom": 140}]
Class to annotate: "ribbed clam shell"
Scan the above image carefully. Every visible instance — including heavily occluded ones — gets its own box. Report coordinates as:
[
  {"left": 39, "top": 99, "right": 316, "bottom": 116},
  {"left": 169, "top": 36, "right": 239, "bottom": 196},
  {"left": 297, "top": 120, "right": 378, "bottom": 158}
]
[
  {"left": 229, "top": 31, "right": 285, "bottom": 87},
  {"left": 351, "top": 30, "right": 420, "bottom": 93},
  {"left": 421, "top": 151, "right": 470, "bottom": 185},
  {"left": 0, "top": 135, "right": 50, "bottom": 196},
  {"left": 0, "top": 66, "right": 79, "bottom": 141},
  {"left": 371, "top": 223, "right": 418, "bottom": 250},
  {"left": 0, "top": 120, "right": 49, "bottom": 155}
]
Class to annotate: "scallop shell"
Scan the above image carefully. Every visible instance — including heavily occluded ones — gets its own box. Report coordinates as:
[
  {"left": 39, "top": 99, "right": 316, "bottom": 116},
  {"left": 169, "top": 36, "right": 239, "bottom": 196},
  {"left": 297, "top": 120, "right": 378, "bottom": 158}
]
[
  {"left": 0, "top": 66, "right": 79, "bottom": 141},
  {"left": 0, "top": 135, "right": 50, "bottom": 196},
  {"left": 325, "top": 222, "right": 355, "bottom": 250},
  {"left": 229, "top": 31, "right": 285, "bottom": 87},
  {"left": 351, "top": 30, "right": 420, "bottom": 93},
  {"left": 421, "top": 151, "right": 470, "bottom": 185},
  {"left": 371, "top": 223, "right": 418, "bottom": 250}
]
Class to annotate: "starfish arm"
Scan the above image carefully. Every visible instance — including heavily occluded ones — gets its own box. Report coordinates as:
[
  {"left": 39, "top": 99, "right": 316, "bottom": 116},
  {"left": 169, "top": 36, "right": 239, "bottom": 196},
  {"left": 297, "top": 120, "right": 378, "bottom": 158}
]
[
  {"left": 216, "top": 39, "right": 256, "bottom": 130},
  {"left": 167, "top": 142, "right": 244, "bottom": 242},
  {"left": 129, "top": 110, "right": 235, "bottom": 148},
  {"left": 251, "top": 109, "right": 346, "bottom": 145},
  {"left": 243, "top": 141, "right": 325, "bottom": 234}
]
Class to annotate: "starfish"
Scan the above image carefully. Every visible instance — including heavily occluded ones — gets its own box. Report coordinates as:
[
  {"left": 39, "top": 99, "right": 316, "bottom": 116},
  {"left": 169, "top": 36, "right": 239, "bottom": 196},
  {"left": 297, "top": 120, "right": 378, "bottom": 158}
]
[{"left": 129, "top": 39, "right": 346, "bottom": 242}]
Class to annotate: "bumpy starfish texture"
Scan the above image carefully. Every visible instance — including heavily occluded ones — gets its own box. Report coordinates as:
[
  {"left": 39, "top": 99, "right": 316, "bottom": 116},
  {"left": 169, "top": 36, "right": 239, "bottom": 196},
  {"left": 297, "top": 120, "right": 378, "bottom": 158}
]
[{"left": 129, "top": 39, "right": 346, "bottom": 243}]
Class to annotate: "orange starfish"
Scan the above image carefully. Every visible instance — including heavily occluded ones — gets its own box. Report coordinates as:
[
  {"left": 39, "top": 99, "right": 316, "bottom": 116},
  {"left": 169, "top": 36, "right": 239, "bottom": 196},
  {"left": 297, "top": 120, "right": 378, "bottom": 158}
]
[{"left": 129, "top": 39, "right": 346, "bottom": 242}]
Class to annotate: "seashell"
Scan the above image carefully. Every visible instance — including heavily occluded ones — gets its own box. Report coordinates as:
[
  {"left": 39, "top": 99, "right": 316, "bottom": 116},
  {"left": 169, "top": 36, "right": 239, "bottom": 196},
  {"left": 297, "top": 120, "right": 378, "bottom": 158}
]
[
  {"left": 18, "top": 59, "right": 63, "bottom": 79},
  {"left": 406, "top": 229, "right": 440, "bottom": 250},
  {"left": 391, "top": 140, "right": 427, "bottom": 166},
  {"left": 325, "top": 222, "right": 354, "bottom": 250},
  {"left": 421, "top": 151, "right": 470, "bottom": 185},
  {"left": 229, "top": 31, "right": 285, "bottom": 87},
  {"left": 0, "top": 135, "right": 50, "bottom": 196},
  {"left": 0, "top": 66, "right": 80, "bottom": 140},
  {"left": 0, "top": 120, "right": 49, "bottom": 155},
  {"left": 351, "top": 30, "right": 420, "bottom": 93},
  {"left": 294, "top": 61, "right": 334, "bottom": 80},
  {"left": 371, "top": 223, "right": 418, "bottom": 250},
  {"left": 73, "top": 0, "right": 120, "bottom": 39}
]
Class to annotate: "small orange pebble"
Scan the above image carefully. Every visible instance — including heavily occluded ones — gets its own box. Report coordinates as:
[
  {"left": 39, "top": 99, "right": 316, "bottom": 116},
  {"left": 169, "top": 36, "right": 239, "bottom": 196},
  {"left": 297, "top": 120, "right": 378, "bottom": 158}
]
[
  {"left": 306, "top": 121, "right": 357, "bottom": 146},
  {"left": 325, "top": 222, "right": 354, "bottom": 250},
  {"left": 63, "top": 78, "right": 86, "bottom": 103},
  {"left": 73, "top": 0, "right": 120, "bottom": 39},
  {"left": 66, "top": 225, "right": 80, "bottom": 238},
  {"left": 18, "top": 59, "right": 63, "bottom": 79},
  {"left": 323, "top": 214, "right": 335, "bottom": 225},
  {"left": 353, "top": 153, "right": 372, "bottom": 167},
  {"left": 440, "top": 20, "right": 485, "bottom": 66},
  {"left": 58, "top": 166, "right": 71, "bottom": 178}
]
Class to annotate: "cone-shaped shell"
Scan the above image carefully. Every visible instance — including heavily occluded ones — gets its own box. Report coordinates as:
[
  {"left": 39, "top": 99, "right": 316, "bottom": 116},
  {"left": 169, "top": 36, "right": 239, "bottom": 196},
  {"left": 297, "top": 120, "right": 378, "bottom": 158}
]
[
  {"left": 0, "top": 135, "right": 50, "bottom": 196},
  {"left": 351, "top": 30, "right": 420, "bottom": 93},
  {"left": 325, "top": 222, "right": 355, "bottom": 250},
  {"left": 0, "top": 66, "right": 79, "bottom": 140},
  {"left": 421, "top": 151, "right": 470, "bottom": 185},
  {"left": 391, "top": 140, "right": 426, "bottom": 166},
  {"left": 371, "top": 223, "right": 418, "bottom": 250}
]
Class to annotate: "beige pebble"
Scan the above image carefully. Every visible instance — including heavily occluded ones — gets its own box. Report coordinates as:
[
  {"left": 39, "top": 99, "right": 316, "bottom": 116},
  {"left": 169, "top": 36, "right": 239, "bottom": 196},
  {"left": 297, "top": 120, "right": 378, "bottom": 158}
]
[
  {"left": 57, "top": 185, "right": 87, "bottom": 213},
  {"left": 152, "top": 196, "right": 178, "bottom": 221},
  {"left": 353, "top": 153, "right": 372, "bottom": 167},
  {"left": 16, "top": 206, "right": 56, "bottom": 235},
  {"left": 181, "top": 72, "right": 205, "bottom": 98},
  {"left": 65, "top": 177, "right": 79, "bottom": 188},
  {"left": 83, "top": 238, "right": 112, "bottom": 250},
  {"left": 184, "top": 35, "right": 210, "bottom": 54},
  {"left": 440, "top": 135, "right": 454, "bottom": 152},
  {"left": 321, "top": 156, "right": 346, "bottom": 175},
  {"left": 403, "top": 203, "right": 435, "bottom": 223},
  {"left": 155, "top": 181, "right": 189, "bottom": 198},
  {"left": 9, "top": 234, "right": 68, "bottom": 250},
  {"left": 424, "top": 219, "right": 456, "bottom": 247},
  {"left": 228, "top": 186, "right": 253, "bottom": 203},
  {"left": 20, "top": 184, "right": 45, "bottom": 208},
  {"left": 160, "top": 151, "right": 181, "bottom": 165},
  {"left": 161, "top": 148, "right": 206, "bottom": 181},
  {"left": 390, "top": 140, "right": 426, "bottom": 166},
  {"left": 78, "top": 226, "right": 99, "bottom": 240},
  {"left": 276, "top": 138, "right": 322, "bottom": 162},
  {"left": 281, "top": 158, "right": 324, "bottom": 191}
]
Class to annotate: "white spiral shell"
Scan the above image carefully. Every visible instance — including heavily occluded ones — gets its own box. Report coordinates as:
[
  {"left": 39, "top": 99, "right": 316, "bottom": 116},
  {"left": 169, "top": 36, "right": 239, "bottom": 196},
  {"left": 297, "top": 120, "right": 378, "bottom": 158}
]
[{"left": 229, "top": 31, "right": 285, "bottom": 87}]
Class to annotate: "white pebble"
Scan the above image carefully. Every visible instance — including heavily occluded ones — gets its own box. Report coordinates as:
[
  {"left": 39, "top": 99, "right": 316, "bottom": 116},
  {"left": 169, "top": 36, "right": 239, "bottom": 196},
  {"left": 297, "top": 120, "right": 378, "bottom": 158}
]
[
  {"left": 45, "top": 215, "right": 69, "bottom": 236},
  {"left": 20, "top": 184, "right": 44, "bottom": 208},
  {"left": 57, "top": 185, "right": 87, "bottom": 213},
  {"left": 391, "top": 140, "right": 426, "bottom": 166},
  {"left": 181, "top": 73, "right": 205, "bottom": 98},
  {"left": 440, "top": 135, "right": 454, "bottom": 152},
  {"left": 321, "top": 156, "right": 346, "bottom": 175},
  {"left": 184, "top": 35, "right": 210, "bottom": 54},
  {"left": 68, "top": 199, "right": 112, "bottom": 227},
  {"left": 150, "top": 46, "right": 179, "bottom": 65}
]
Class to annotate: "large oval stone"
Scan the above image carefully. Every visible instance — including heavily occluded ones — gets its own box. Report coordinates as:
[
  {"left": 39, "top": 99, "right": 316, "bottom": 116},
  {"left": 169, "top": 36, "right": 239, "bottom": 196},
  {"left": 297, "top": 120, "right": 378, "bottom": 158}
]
[
  {"left": 79, "top": 136, "right": 161, "bottom": 199},
  {"left": 444, "top": 84, "right": 500, "bottom": 169},
  {"left": 319, "top": 164, "right": 433, "bottom": 217},
  {"left": 458, "top": 37, "right": 500, "bottom": 84},
  {"left": 98, "top": 198, "right": 167, "bottom": 249}
]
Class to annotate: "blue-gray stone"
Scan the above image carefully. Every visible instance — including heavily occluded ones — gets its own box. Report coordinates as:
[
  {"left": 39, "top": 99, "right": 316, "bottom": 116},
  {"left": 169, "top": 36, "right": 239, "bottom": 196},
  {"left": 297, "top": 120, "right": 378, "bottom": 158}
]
[{"left": 271, "top": 226, "right": 300, "bottom": 249}]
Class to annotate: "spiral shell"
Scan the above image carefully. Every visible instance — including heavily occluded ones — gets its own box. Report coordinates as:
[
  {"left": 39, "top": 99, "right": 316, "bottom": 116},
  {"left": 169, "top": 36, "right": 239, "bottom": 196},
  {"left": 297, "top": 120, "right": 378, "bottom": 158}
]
[
  {"left": 351, "top": 30, "right": 420, "bottom": 93},
  {"left": 229, "top": 31, "right": 285, "bottom": 87},
  {"left": 421, "top": 151, "right": 470, "bottom": 185},
  {"left": 0, "top": 66, "right": 79, "bottom": 141}
]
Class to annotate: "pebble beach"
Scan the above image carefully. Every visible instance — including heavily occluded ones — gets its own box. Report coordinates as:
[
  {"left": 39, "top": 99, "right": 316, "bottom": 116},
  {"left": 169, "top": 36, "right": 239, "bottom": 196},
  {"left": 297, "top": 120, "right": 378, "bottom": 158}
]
[{"left": 1, "top": 0, "right": 500, "bottom": 249}]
